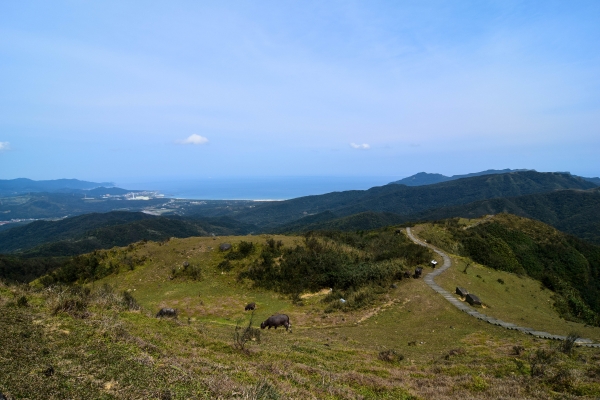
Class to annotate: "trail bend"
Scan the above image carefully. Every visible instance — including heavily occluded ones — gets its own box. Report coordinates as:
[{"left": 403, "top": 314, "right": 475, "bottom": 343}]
[{"left": 406, "top": 227, "right": 600, "bottom": 347}]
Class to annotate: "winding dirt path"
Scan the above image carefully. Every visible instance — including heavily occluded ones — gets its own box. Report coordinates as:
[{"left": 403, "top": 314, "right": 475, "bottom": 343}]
[{"left": 406, "top": 227, "right": 600, "bottom": 347}]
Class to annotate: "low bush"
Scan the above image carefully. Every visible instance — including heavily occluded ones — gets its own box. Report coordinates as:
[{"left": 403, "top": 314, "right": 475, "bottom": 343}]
[
  {"left": 240, "top": 230, "right": 428, "bottom": 303},
  {"left": 378, "top": 349, "right": 404, "bottom": 363},
  {"left": 529, "top": 348, "right": 556, "bottom": 377},
  {"left": 233, "top": 312, "right": 261, "bottom": 353},
  {"left": 558, "top": 333, "right": 580, "bottom": 356},
  {"left": 225, "top": 241, "right": 255, "bottom": 260}
]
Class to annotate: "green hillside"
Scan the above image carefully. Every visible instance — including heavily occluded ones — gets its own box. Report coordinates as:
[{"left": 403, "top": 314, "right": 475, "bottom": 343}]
[
  {"left": 232, "top": 171, "right": 596, "bottom": 228},
  {"left": 409, "top": 188, "right": 600, "bottom": 244},
  {"left": 0, "top": 192, "right": 167, "bottom": 219},
  {"left": 3, "top": 223, "right": 600, "bottom": 398},
  {"left": 416, "top": 214, "right": 600, "bottom": 326},
  {"left": 274, "top": 211, "right": 406, "bottom": 233},
  {"left": 271, "top": 188, "right": 600, "bottom": 247},
  {"left": 0, "top": 212, "right": 257, "bottom": 257}
]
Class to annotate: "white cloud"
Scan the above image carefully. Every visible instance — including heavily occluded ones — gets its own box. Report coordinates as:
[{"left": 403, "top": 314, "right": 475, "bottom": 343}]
[
  {"left": 177, "top": 134, "right": 208, "bottom": 145},
  {"left": 0, "top": 142, "right": 10, "bottom": 151},
  {"left": 350, "top": 142, "right": 370, "bottom": 149}
]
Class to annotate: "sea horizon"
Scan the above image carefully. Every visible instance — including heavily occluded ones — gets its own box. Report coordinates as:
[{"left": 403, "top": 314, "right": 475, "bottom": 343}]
[{"left": 117, "top": 176, "right": 403, "bottom": 201}]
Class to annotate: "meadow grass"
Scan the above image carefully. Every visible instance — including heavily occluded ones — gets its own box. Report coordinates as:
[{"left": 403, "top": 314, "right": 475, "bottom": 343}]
[
  {"left": 3, "top": 231, "right": 600, "bottom": 398},
  {"left": 414, "top": 221, "right": 600, "bottom": 342}
]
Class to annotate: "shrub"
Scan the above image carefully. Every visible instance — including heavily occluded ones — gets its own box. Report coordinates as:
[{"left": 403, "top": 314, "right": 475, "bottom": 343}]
[
  {"left": 558, "top": 332, "right": 579, "bottom": 356},
  {"left": 226, "top": 241, "right": 255, "bottom": 260},
  {"left": 233, "top": 312, "right": 261, "bottom": 353},
  {"left": 217, "top": 260, "right": 233, "bottom": 272},
  {"left": 52, "top": 294, "right": 89, "bottom": 317},
  {"left": 173, "top": 264, "right": 202, "bottom": 281},
  {"left": 16, "top": 295, "right": 28, "bottom": 307},
  {"left": 245, "top": 378, "right": 280, "bottom": 400},
  {"left": 529, "top": 348, "right": 556, "bottom": 377},
  {"left": 122, "top": 290, "right": 140, "bottom": 310},
  {"left": 378, "top": 349, "right": 404, "bottom": 363}
]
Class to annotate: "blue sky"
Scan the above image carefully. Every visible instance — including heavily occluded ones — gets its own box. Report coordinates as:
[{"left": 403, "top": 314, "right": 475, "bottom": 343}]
[{"left": 1, "top": 0, "right": 599, "bottom": 182}]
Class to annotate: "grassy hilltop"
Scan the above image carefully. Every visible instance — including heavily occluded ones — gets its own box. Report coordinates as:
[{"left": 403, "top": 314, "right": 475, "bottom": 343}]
[{"left": 3, "top": 219, "right": 600, "bottom": 399}]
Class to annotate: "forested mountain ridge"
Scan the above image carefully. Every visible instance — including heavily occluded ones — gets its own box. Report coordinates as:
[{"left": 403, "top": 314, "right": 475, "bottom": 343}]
[
  {"left": 0, "top": 211, "right": 256, "bottom": 257},
  {"left": 390, "top": 168, "right": 529, "bottom": 186},
  {"left": 274, "top": 187, "right": 600, "bottom": 244},
  {"left": 391, "top": 169, "right": 600, "bottom": 187},
  {"left": 407, "top": 187, "right": 600, "bottom": 244},
  {"left": 231, "top": 171, "right": 596, "bottom": 228},
  {"left": 0, "top": 178, "right": 114, "bottom": 196}
]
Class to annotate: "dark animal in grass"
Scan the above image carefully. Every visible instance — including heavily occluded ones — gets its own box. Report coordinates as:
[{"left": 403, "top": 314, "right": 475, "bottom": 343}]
[
  {"left": 466, "top": 294, "right": 481, "bottom": 306},
  {"left": 413, "top": 267, "right": 423, "bottom": 278},
  {"left": 156, "top": 308, "right": 178, "bottom": 318},
  {"left": 219, "top": 243, "right": 232, "bottom": 251},
  {"left": 44, "top": 365, "right": 54, "bottom": 377},
  {"left": 403, "top": 271, "right": 411, "bottom": 279},
  {"left": 261, "top": 314, "right": 291, "bottom": 332},
  {"left": 245, "top": 302, "right": 256, "bottom": 311}
]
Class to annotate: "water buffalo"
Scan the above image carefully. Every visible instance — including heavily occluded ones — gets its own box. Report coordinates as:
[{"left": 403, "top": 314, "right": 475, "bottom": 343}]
[
  {"left": 261, "top": 314, "right": 291, "bottom": 332},
  {"left": 245, "top": 302, "right": 256, "bottom": 311},
  {"left": 156, "top": 308, "right": 178, "bottom": 318}
]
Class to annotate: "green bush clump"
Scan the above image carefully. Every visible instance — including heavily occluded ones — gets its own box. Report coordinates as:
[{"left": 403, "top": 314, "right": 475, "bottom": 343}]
[
  {"left": 37, "top": 250, "right": 147, "bottom": 286},
  {"left": 172, "top": 262, "right": 202, "bottom": 281},
  {"left": 240, "top": 229, "right": 431, "bottom": 307},
  {"left": 225, "top": 241, "right": 255, "bottom": 260}
]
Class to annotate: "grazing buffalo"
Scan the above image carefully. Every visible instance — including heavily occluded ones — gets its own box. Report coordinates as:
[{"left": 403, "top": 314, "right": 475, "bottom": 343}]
[
  {"left": 245, "top": 302, "right": 256, "bottom": 311},
  {"left": 219, "top": 243, "right": 232, "bottom": 251},
  {"left": 413, "top": 267, "right": 423, "bottom": 278},
  {"left": 261, "top": 314, "right": 291, "bottom": 332},
  {"left": 156, "top": 308, "right": 178, "bottom": 318},
  {"left": 466, "top": 293, "right": 482, "bottom": 306}
]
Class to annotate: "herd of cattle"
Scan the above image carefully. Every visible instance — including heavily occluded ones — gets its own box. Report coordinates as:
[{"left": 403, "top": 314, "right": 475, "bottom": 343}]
[
  {"left": 155, "top": 246, "right": 433, "bottom": 332},
  {"left": 156, "top": 302, "right": 292, "bottom": 332}
]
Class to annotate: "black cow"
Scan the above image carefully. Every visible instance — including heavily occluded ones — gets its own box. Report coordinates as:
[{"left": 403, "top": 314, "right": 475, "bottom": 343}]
[
  {"left": 245, "top": 302, "right": 256, "bottom": 311},
  {"left": 156, "top": 308, "right": 178, "bottom": 318},
  {"left": 413, "top": 267, "right": 423, "bottom": 278},
  {"left": 261, "top": 314, "right": 291, "bottom": 332}
]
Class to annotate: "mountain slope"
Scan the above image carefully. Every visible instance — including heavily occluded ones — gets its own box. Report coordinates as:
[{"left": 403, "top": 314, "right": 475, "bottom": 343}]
[
  {"left": 233, "top": 171, "right": 596, "bottom": 228},
  {"left": 274, "top": 211, "right": 406, "bottom": 233},
  {"left": 0, "top": 178, "right": 114, "bottom": 196},
  {"left": 391, "top": 168, "right": 528, "bottom": 186},
  {"left": 410, "top": 187, "right": 600, "bottom": 244},
  {"left": 417, "top": 214, "right": 600, "bottom": 325},
  {"left": 0, "top": 192, "right": 170, "bottom": 219},
  {"left": 273, "top": 187, "right": 600, "bottom": 245},
  {"left": 0, "top": 211, "right": 257, "bottom": 257}
]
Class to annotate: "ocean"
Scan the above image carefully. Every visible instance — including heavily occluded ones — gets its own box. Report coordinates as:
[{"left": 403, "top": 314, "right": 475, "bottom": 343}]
[{"left": 118, "top": 176, "right": 402, "bottom": 200}]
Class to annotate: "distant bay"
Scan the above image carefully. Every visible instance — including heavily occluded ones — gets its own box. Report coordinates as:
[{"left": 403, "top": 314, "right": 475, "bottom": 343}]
[{"left": 117, "top": 176, "right": 402, "bottom": 200}]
